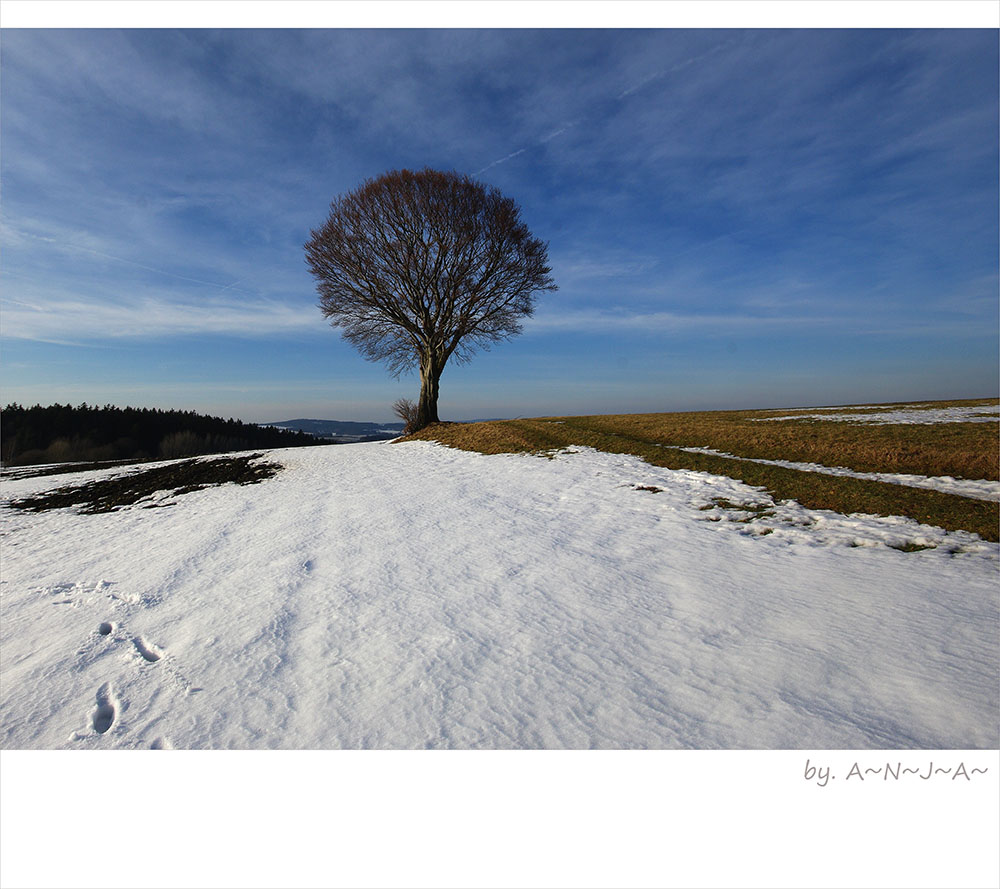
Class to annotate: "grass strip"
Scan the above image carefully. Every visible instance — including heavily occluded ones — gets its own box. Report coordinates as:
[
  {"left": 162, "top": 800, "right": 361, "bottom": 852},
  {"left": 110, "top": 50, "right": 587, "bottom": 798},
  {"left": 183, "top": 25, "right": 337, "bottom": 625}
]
[{"left": 402, "top": 417, "right": 999, "bottom": 541}]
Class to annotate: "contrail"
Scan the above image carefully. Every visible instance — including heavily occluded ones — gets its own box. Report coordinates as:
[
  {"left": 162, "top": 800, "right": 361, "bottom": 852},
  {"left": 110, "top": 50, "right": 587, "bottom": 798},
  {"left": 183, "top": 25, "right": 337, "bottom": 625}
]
[
  {"left": 540, "top": 125, "right": 574, "bottom": 143},
  {"left": 474, "top": 122, "right": 581, "bottom": 176},
  {"left": 476, "top": 39, "right": 735, "bottom": 176},
  {"left": 617, "top": 39, "right": 734, "bottom": 100},
  {"left": 475, "top": 147, "right": 529, "bottom": 176}
]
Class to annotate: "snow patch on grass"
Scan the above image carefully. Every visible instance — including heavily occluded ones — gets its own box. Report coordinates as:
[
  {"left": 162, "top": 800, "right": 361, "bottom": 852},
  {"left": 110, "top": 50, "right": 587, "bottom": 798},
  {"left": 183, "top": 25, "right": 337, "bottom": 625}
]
[
  {"left": 757, "top": 404, "right": 1000, "bottom": 424},
  {"left": 667, "top": 445, "right": 1000, "bottom": 501}
]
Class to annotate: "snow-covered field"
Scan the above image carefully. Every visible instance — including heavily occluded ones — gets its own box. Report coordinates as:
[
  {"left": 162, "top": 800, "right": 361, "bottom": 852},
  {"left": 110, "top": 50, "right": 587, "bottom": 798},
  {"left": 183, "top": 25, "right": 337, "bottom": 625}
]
[{"left": 1, "top": 441, "right": 997, "bottom": 749}]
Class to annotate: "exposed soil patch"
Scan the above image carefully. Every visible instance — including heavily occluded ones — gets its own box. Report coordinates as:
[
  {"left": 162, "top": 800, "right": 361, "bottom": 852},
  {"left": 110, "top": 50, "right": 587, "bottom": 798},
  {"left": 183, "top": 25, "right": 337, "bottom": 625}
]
[{"left": 8, "top": 454, "right": 281, "bottom": 514}]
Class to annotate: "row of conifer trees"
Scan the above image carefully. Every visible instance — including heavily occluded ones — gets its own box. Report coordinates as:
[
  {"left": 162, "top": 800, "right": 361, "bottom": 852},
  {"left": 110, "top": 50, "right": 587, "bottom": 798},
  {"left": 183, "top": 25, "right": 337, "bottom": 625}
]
[{"left": 1, "top": 403, "right": 318, "bottom": 466}]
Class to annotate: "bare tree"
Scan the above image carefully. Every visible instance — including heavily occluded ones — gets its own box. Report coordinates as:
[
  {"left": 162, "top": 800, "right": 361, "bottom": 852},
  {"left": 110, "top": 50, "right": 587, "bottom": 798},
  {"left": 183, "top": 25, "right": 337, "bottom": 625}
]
[{"left": 304, "top": 168, "right": 557, "bottom": 430}]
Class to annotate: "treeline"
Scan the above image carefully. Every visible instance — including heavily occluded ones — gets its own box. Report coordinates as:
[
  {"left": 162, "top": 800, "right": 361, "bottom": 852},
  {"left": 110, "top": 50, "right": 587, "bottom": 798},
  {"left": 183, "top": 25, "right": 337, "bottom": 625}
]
[{"left": 1, "top": 403, "right": 322, "bottom": 466}]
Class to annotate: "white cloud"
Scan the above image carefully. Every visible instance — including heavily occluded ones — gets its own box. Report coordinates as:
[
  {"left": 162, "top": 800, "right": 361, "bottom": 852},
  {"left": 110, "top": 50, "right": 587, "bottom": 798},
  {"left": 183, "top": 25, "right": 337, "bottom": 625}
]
[
  {"left": 0, "top": 293, "right": 318, "bottom": 343},
  {"left": 523, "top": 306, "right": 993, "bottom": 339},
  {"left": 523, "top": 308, "right": 818, "bottom": 335}
]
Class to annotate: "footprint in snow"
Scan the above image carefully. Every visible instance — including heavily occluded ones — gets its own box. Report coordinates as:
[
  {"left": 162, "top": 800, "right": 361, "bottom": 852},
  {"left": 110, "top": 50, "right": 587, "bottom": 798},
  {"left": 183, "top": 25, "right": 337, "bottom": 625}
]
[
  {"left": 132, "top": 637, "right": 163, "bottom": 663},
  {"left": 92, "top": 683, "right": 117, "bottom": 735}
]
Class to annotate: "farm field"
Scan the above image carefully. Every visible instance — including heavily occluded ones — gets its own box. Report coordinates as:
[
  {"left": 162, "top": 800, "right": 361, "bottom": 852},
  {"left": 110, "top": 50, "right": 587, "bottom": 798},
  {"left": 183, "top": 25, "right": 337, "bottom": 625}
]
[
  {"left": 404, "top": 397, "right": 1000, "bottom": 541},
  {"left": 0, "top": 399, "right": 997, "bottom": 750}
]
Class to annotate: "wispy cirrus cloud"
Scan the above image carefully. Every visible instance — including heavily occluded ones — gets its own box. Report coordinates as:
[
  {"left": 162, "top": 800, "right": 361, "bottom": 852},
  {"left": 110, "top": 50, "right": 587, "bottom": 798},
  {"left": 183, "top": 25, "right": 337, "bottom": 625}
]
[
  {"left": 524, "top": 306, "right": 995, "bottom": 341},
  {"left": 523, "top": 302, "right": 862, "bottom": 336},
  {"left": 7, "top": 225, "right": 250, "bottom": 295},
  {"left": 1, "top": 292, "right": 318, "bottom": 344}
]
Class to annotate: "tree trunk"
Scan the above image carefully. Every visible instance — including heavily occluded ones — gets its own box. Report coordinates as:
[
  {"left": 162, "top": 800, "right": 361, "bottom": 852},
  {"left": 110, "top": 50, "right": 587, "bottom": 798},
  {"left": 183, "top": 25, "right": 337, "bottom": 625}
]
[{"left": 416, "top": 353, "right": 442, "bottom": 429}]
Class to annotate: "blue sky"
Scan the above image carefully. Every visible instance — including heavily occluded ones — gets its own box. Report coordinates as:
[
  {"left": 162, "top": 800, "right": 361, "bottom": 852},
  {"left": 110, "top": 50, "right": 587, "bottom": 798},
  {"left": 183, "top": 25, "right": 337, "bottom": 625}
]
[{"left": 2, "top": 19, "right": 997, "bottom": 422}]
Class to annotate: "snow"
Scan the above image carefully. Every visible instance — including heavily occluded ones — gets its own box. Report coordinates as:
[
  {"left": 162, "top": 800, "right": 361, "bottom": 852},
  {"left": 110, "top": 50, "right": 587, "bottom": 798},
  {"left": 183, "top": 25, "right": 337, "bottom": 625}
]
[
  {"left": 1, "top": 441, "right": 997, "bottom": 749},
  {"left": 757, "top": 403, "right": 1000, "bottom": 424},
  {"left": 661, "top": 445, "right": 1000, "bottom": 501}
]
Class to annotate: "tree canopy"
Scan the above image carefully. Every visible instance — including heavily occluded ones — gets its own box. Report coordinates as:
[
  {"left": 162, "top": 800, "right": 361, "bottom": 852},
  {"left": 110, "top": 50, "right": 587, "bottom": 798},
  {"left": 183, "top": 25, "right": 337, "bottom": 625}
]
[{"left": 304, "top": 168, "right": 556, "bottom": 429}]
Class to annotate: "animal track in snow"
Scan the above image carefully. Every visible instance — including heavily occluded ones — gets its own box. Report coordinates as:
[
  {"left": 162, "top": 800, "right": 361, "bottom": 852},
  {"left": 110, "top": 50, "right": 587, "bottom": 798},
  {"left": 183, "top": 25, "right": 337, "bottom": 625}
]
[
  {"left": 110, "top": 591, "right": 143, "bottom": 607},
  {"left": 92, "top": 683, "right": 117, "bottom": 734},
  {"left": 133, "top": 637, "right": 163, "bottom": 663},
  {"left": 40, "top": 580, "right": 121, "bottom": 608}
]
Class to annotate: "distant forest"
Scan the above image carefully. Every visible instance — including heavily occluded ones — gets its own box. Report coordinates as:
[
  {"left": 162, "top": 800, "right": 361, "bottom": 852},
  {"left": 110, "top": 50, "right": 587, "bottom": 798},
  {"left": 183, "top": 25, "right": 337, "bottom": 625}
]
[{"left": 1, "top": 403, "right": 322, "bottom": 466}]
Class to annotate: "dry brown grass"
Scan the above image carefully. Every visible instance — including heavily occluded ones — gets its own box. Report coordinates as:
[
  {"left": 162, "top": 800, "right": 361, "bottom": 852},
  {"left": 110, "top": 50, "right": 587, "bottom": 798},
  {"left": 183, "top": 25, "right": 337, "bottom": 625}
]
[
  {"left": 560, "top": 403, "right": 999, "bottom": 481},
  {"left": 400, "top": 399, "right": 1000, "bottom": 541}
]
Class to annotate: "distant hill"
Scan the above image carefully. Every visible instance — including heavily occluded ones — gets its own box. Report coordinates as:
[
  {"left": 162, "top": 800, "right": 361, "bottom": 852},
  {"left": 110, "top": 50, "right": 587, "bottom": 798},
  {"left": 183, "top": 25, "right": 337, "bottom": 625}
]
[{"left": 267, "top": 419, "right": 406, "bottom": 439}]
